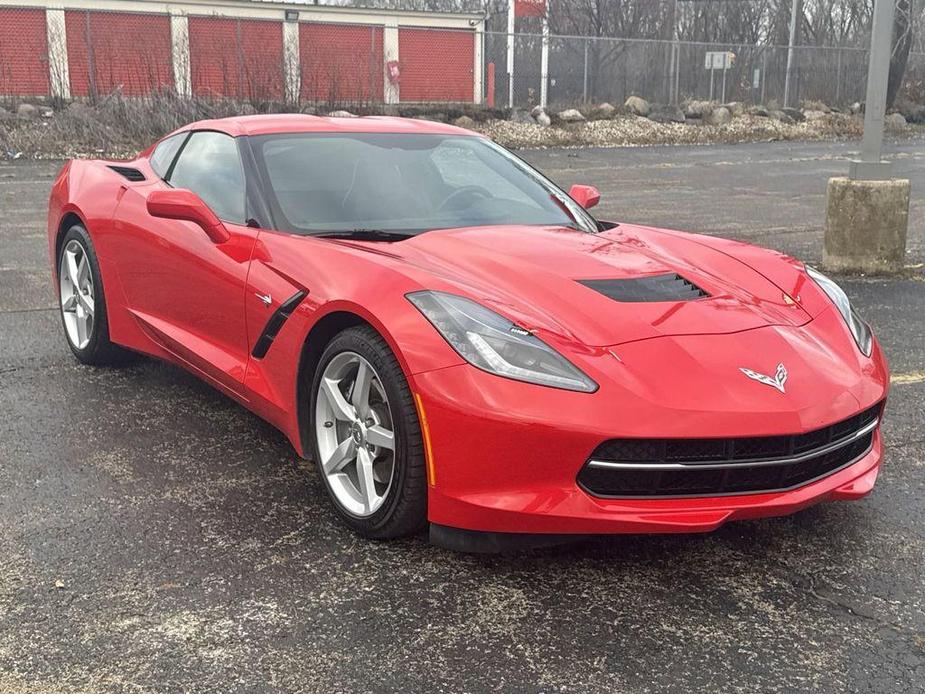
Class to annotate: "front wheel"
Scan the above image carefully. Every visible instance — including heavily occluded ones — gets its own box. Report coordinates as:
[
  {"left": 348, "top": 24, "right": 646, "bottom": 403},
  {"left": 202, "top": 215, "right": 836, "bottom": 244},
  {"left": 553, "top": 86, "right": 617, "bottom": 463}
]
[
  {"left": 57, "top": 225, "right": 129, "bottom": 366},
  {"left": 310, "top": 326, "right": 427, "bottom": 539}
]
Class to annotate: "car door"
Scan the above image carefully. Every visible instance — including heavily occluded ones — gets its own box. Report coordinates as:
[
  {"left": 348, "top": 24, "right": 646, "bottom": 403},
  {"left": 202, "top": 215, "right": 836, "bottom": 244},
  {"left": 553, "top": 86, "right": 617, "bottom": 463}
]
[{"left": 111, "top": 130, "right": 258, "bottom": 397}]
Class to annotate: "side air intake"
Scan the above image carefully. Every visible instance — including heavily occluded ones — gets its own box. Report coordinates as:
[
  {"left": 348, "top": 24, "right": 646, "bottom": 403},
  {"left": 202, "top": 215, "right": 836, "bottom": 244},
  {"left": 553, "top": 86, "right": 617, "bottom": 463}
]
[
  {"left": 578, "top": 273, "right": 709, "bottom": 302},
  {"left": 107, "top": 165, "right": 146, "bottom": 182}
]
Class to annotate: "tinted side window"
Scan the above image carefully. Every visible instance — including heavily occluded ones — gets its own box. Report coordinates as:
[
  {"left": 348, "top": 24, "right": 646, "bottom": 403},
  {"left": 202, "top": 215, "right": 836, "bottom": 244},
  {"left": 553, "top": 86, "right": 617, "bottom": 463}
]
[
  {"left": 149, "top": 133, "right": 187, "bottom": 179},
  {"left": 168, "top": 131, "right": 246, "bottom": 224}
]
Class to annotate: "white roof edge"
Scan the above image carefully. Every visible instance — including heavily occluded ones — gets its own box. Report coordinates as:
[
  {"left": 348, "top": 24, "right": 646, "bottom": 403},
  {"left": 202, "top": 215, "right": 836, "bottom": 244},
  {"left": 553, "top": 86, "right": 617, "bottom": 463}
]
[{"left": 42, "top": 0, "right": 487, "bottom": 21}]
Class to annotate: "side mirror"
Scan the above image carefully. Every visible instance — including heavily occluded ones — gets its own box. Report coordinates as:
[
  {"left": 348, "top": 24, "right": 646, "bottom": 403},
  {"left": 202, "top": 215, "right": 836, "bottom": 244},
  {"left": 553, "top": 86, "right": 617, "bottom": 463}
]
[
  {"left": 569, "top": 184, "right": 601, "bottom": 210},
  {"left": 146, "top": 189, "right": 230, "bottom": 244}
]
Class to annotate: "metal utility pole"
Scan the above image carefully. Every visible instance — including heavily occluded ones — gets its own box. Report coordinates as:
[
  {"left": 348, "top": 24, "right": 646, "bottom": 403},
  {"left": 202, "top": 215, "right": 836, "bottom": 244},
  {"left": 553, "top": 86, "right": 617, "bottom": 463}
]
[
  {"left": 582, "top": 39, "right": 589, "bottom": 103},
  {"left": 783, "top": 0, "right": 799, "bottom": 107},
  {"left": 670, "top": 0, "right": 680, "bottom": 104},
  {"left": 849, "top": 0, "right": 896, "bottom": 180},
  {"left": 507, "top": 0, "right": 515, "bottom": 108},
  {"left": 823, "top": 0, "right": 908, "bottom": 276},
  {"left": 540, "top": 14, "right": 549, "bottom": 108}
]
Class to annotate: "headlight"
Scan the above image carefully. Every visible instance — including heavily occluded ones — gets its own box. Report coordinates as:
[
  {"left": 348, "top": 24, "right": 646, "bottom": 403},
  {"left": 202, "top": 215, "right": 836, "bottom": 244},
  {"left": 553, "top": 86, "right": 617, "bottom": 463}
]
[
  {"left": 407, "top": 290, "right": 598, "bottom": 393},
  {"left": 806, "top": 266, "right": 872, "bottom": 356}
]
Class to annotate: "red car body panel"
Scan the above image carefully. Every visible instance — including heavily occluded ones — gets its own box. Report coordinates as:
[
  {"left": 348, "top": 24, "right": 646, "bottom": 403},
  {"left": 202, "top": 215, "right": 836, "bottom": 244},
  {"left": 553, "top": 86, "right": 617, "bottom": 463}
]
[{"left": 48, "top": 115, "right": 889, "bottom": 538}]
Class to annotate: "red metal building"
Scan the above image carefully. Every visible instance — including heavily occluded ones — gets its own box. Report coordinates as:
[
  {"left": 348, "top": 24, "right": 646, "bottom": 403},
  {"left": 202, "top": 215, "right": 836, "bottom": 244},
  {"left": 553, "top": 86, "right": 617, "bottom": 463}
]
[{"left": 0, "top": 0, "right": 485, "bottom": 104}]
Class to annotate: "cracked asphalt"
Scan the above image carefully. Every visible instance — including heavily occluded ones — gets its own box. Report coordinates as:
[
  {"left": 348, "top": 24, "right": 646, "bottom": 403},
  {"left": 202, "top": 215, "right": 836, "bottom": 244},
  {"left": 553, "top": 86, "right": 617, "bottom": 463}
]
[{"left": 1, "top": 139, "right": 923, "bottom": 693}]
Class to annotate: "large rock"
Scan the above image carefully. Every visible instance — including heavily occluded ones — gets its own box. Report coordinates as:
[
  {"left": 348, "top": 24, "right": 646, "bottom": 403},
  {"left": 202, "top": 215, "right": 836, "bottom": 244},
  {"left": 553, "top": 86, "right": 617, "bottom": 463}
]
[
  {"left": 647, "top": 103, "right": 685, "bottom": 124},
  {"left": 597, "top": 102, "right": 616, "bottom": 118},
  {"left": 66, "top": 101, "right": 94, "bottom": 117},
  {"left": 896, "top": 99, "right": 925, "bottom": 124},
  {"left": 683, "top": 99, "right": 715, "bottom": 119},
  {"left": 801, "top": 99, "right": 831, "bottom": 113},
  {"left": 704, "top": 106, "right": 732, "bottom": 126},
  {"left": 535, "top": 111, "right": 551, "bottom": 127},
  {"left": 510, "top": 108, "right": 534, "bottom": 124},
  {"left": 885, "top": 112, "right": 907, "bottom": 131},
  {"left": 724, "top": 101, "right": 746, "bottom": 117},
  {"left": 416, "top": 113, "right": 446, "bottom": 123},
  {"left": 624, "top": 96, "right": 650, "bottom": 117},
  {"left": 328, "top": 110, "right": 357, "bottom": 118},
  {"left": 781, "top": 107, "right": 805, "bottom": 122},
  {"left": 849, "top": 101, "right": 863, "bottom": 115},
  {"left": 453, "top": 115, "right": 476, "bottom": 130},
  {"left": 824, "top": 176, "right": 909, "bottom": 274},
  {"left": 769, "top": 110, "right": 794, "bottom": 124},
  {"left": 557, "top": 108, "right": 586, "bottom": 123},
  {"left": 804, "top": 110, "right": 828, "bottom": 121},
  {"left": 749, "top": 105, "right": 770, "bottom": 117},
  {"left": 16, "top": 103, "right": 37, "bottom": 119}
]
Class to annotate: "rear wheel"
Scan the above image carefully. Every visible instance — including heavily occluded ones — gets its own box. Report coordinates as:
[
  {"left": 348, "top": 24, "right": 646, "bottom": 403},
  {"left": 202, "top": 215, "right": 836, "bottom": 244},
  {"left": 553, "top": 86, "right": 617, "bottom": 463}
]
[
  {"left": 57, "top": 225, "right": 128, "bottom": 366},
  {"left": 310, "top": 326, "right": 427, "bottom": 539}
]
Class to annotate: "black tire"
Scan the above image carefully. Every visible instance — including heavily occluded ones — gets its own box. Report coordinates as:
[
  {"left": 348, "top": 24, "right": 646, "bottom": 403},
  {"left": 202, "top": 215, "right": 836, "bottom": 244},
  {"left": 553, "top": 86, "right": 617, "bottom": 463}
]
[
  {"left": 57, "top": 224, "right": 130, "bottom": 366},
  {"left": 309, "top": 325, "right": 427, "bottom": 539}
]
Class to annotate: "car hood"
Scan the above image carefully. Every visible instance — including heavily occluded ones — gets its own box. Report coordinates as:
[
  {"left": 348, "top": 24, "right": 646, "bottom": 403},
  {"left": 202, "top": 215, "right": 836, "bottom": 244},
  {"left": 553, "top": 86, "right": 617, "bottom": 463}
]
[{"left": 362, "top": 224, "right": 813, "bottom": 348}]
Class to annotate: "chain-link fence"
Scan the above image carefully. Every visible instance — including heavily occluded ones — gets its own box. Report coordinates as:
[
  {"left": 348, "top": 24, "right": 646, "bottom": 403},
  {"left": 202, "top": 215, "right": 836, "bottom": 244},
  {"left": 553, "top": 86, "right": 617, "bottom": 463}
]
[
  {"left": 0, "top": 3, "right": 923, "bottom": 111},
  {"left": 486, "top": 30, "right": 924, "bottom": 110}
]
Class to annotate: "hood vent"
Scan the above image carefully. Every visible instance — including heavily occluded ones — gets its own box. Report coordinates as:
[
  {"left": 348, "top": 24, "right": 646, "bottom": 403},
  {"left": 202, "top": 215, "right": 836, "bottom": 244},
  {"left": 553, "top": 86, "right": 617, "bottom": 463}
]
[
  {"left": 107, "top": 165, "right": 146, "bottom": 182},
  {"left": 578, "top": 273, "right": 709, "bottom": 303}
]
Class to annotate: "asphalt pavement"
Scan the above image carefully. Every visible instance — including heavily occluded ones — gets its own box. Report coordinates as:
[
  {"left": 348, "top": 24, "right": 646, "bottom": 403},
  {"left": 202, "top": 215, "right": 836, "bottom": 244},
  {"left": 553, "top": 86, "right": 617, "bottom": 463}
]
[{"left": 0, "top": 139, "right": 923, "bottom": 693}]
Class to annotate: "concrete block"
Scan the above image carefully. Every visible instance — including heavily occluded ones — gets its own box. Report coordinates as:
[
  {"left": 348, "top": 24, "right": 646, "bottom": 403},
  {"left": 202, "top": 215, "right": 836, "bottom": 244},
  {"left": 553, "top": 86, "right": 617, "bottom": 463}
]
[{"left": 824, "top": 176, "right": 910, "bottom": 274}]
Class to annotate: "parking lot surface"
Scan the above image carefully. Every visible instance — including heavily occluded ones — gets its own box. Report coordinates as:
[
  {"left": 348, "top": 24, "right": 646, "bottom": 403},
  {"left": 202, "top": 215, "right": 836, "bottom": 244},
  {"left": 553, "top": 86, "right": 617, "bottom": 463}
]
[{"left": 1, "top": 140, "right": 924, "bottom": 693}]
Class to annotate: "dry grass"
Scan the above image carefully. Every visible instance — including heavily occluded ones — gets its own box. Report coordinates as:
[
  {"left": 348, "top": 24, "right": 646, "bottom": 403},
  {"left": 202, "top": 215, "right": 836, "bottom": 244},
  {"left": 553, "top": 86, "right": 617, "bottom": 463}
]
[{"left": 0, "top": 93, "right": 298, "bottom": 160}]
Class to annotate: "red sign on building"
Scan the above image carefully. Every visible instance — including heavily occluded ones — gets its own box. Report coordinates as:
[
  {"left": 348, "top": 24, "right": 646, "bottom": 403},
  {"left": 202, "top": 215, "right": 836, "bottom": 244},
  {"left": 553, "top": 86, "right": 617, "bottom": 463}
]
[{"left": 514, "top": 0, "right": 547, "bottom": 18}]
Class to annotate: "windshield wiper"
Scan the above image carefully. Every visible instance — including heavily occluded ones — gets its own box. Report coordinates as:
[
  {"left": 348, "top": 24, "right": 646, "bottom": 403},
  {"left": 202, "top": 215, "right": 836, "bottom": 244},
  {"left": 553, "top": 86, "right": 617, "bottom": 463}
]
[{"left": 314, "top": 229, "right": 415, "bottom": 242}]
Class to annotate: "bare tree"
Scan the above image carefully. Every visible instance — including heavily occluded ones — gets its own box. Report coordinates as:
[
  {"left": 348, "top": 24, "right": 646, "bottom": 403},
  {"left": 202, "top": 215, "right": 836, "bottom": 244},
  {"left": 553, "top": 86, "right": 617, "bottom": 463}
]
[{"left": 888, "top": 0, "right": 913, "bottom": 107}]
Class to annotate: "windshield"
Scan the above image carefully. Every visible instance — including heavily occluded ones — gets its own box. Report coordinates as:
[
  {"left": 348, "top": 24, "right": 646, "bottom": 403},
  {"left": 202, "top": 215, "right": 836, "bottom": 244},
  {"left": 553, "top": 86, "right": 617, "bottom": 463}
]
[{"left": 249, "top": 132, "right": 598, "bottom": 236}]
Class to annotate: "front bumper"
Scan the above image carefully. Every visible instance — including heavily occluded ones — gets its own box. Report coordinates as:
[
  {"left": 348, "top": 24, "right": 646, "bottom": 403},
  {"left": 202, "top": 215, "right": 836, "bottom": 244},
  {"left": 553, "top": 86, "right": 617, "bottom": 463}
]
[
  {"left": 426, "top": 434, "right": 881, "bottom": 538},
  {"left": 412, "top": 324, "right": 888, "bottom": 539}
]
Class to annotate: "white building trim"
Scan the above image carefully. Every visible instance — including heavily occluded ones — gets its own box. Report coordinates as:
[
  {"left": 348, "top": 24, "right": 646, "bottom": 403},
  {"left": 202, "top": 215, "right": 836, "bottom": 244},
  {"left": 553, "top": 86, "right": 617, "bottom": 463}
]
[
  {"left": 169, "top": 12, "right": 192, "bottom": 98},
  {"left": 473, "top": 28, "right": 483, "bottom": 105},
  {"left": 282, "top": 17, "right": 300, "bottom": 104},
  {"left": 383, "top": 18, "right": 399, "bottom": 105},
  {"left": 45, "top": 8, "right": 70, "bottom": 99}
]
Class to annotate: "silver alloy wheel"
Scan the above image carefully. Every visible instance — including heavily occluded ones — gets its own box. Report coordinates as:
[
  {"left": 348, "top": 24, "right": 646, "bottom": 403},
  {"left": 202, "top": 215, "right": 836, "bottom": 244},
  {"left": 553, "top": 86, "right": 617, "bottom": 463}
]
[
  {"left": 315, "top": 351, "right": 397, "bottom": 517},
  {"left": 59, "top": 239, "right": 95, "bottom": 350}
]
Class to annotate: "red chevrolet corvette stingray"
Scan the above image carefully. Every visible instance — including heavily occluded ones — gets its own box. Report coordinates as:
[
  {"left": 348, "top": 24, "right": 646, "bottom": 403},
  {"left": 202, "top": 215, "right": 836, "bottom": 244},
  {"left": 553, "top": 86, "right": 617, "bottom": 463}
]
[{"left": 48, "top": 115, "right": 888, "bottom": 551}]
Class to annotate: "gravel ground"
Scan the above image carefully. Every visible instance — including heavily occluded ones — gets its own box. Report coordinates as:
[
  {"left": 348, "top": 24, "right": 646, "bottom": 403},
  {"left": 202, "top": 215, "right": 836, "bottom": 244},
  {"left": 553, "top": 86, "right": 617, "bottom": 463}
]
[
  {"left": 0, "top": 140, "right": 923, "bottom": 693},
  {"left": 479, "top": 112, "right": 872, "bottom": 149}
]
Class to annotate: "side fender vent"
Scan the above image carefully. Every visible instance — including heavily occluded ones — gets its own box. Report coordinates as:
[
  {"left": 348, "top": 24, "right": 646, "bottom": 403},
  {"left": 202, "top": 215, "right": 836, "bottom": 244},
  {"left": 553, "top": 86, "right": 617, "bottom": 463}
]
[
  {"left": 252, "top": 290, "right": 308, "bottom": 359},
  {"left": 107, "top": 165, "right": 146, "bottom": 182},
  {"left": 578, "top": 273, "right": 710, "bottom": 303}
]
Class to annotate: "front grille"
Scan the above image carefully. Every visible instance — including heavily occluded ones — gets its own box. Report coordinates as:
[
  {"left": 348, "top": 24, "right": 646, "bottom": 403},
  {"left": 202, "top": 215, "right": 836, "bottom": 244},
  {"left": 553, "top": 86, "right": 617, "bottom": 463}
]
[
  {"left": 578, "top": 402, "right": 882, "bottom": 498},
  {"left": 578, "top": 273, "right": 709, "bottom": 302}
]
